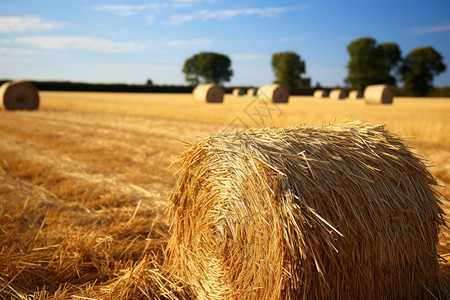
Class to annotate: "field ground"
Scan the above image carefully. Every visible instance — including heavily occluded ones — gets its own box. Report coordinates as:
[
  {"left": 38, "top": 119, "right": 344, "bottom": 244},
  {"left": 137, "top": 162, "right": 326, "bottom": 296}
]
[{"left": 1, "top": 91, "right": 449, "bottom": 298}]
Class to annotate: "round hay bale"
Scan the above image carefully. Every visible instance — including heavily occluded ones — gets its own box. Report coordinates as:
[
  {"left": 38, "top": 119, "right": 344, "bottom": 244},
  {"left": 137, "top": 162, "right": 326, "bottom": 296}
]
[
  {"left": 257, "top": 84, "right": 289, "bottom": 103},
  {"left": 364, "top": 84, "right": 394, "bottom": 104},
  {"left": 313, "top": 89, "right": 328, "bottom": 98},
  {"left": 165, "top": 123, "right": 445, "bottom": 299},
  {"left": 246, "top": 88, "right": 257, "bottom": 96},
  {"left": 348, "top": 90, "right": 363, "bottom": 99},
  {"left": 232, "top": 88, "right": 245, "bottom": 96},
  {"left": 0, "top": 81, "right": 39, "bottom": 110},
  {"left": 193, "top": 84, "right": 224, "bottom": 103},
  {"left": 329, "top": 89, "right": 347, "bottom": 99}
]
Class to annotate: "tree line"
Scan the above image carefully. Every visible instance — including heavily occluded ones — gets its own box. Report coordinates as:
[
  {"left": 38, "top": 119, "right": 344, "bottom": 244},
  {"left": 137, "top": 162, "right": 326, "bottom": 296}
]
[
  {"left": 345, "top": 37, "right": 446, "bottom": 96},
  {"left": 182, "top": 37, "right": 447, "bottom": 97}
]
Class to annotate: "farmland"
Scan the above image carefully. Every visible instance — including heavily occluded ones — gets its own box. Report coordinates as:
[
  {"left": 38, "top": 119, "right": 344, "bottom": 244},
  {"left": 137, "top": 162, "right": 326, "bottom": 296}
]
[{"left": 1, "top": 91, "right": 450, "bottom": 298}]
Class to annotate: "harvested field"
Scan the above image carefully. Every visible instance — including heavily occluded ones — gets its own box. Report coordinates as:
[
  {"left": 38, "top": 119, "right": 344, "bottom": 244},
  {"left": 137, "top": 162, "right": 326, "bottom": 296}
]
[{"left": 1, "top": 91, "right": 449, "bottom": 298}]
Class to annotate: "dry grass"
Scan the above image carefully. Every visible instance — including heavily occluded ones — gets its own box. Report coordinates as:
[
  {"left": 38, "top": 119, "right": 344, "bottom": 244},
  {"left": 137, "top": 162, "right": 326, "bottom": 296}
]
[
  {"left": 0, "top": 110, "right": 200, "bottom": 298},
  {"left": 1, "top": 92, "right": 449, "bottom": 298},
  {"left": 39, "top": 92, "right": 450, "bottom": 146}
]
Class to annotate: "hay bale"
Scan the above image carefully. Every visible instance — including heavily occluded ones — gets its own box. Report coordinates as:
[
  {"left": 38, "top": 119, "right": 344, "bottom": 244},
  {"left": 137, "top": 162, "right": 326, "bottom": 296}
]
[
  {"left": 232, "top": 88, "right": 245, "bottom": 96},
  {"left": 193, "top": 84, "right": 224, "bottom": 103},
  {"left": 165, "top": 123, "right": 446, "bottom": 299},
  {"left": 348, "top": 90, "right": 363, "bottom": 99},
  {"left": 0, "top": 81, "right": 39, "bottom": 110},
  {"left": 257, "top": 84, "right": 289, "bottom": 103},
  {"left": 329, "top": 89, "right": 347, "bottom": 99},
  {"left": 246, "top": 88, "right": 257, "bottom": 96},
  {"left": 364, "top": 84, "right": 394, "bottom": 104},
  {"left": 313, "top": 89, "right": 328, "bottom": 98}
]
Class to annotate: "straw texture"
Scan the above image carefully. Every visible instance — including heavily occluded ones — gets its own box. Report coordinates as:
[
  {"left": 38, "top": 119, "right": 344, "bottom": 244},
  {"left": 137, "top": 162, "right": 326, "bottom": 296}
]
[
  {"left": 0, "top": 81, "right": 39, "bottom": 110},
  {"left": 257, "top": 84, "right": 289, "bottom": 103},
  {"left": 165, "top": 122, "right": 446, "bottom": 299},
  {"left": 329, "top": 89, "right": 347, "bottom": 99},
  {"left": 364, "top": 84, "right": 394, "bottom": 104},
  {"left": 192, "top": 84, "right": 224, "bottom": 103}
]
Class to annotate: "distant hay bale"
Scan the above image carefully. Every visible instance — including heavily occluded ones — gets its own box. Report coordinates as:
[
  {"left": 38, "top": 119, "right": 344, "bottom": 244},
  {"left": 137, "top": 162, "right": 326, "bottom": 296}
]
[
  {"left": 0, "top": 81, "right": 39, "bottom": 110},
  {"left": 193, "top": 84, "right": 224, "bottom": 103},
  {"left": 232, "top": 88, "right": 245, "bottom": 96},
  {"left": 348, "top": 90, "right": 363, "bottom": 99},
  {"left": 246, "top": 88, "right": 257, "bottom": 96},
  {"left": 257, "top": 84, "right": 289, "bottom": 103},
  {"left": 329, "top": 89, "right": 347, "bottom": 99},
  {"left": 364, "top": 84, "right": 394, "bottom": 104},
  {"left": 165, "top": 123, "right": 446, "bottom": 299},
  {"left": 313, "top": 89, "right": 328, "bottom": 98}
]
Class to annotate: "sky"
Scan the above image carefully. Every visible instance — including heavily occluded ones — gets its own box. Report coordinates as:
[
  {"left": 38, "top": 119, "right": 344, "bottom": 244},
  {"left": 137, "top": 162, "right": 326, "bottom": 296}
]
[{"left": 0, "top": 0, "right": 449, "bottom": 88}]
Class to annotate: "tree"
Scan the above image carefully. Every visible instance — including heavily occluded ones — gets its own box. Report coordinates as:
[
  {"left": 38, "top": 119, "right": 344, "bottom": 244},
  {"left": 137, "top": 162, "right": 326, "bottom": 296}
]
[
  {"left": 182, "top": 52, "right": 233, "bottom": 85},
  {"left": 271, "top": 51, "right": 307, "bottom": 90},
  {"left": 379, "top": 43, "right": 402, "bottom": 86},
  {"left": 400, "top": 47, "right": 446, "bottom": 96},
  {"left": 345, "top": 37, "right": 402, "bottom": 90}
]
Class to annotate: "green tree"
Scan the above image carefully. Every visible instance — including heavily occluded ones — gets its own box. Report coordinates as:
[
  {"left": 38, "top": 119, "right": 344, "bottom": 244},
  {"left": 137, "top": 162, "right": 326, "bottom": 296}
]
[
  {"left": 379, "top": 43, "right": 402, "bottom": 86},
  {"left": 271, "top": 51, "right": 307, "bottom": 90},
  {"left": 182, "top": 52, "right": 233, "bottom": 85},
  {"left": 400, "top": 47, "right": 446, "bottom": 96},
  {"left": 345, "top": 37, "right": 402, "bottom": 90}
]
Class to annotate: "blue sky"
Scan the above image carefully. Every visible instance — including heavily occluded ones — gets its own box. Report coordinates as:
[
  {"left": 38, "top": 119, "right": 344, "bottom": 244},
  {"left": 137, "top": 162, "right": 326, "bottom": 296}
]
[{"left": 0, "top": 0, "right": 449, "bottom": 87}]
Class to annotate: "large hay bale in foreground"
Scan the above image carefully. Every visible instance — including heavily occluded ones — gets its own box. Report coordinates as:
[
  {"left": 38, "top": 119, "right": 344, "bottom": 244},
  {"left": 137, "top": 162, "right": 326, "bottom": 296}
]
[
  {"left": 232, "top": 88, "right": 245, "bottom": 96},
  {"left": 348, "top": 90, "right": 363, "bottom": 99},
  {"left": 364, "top": 84, "right": 394, "bottom": 104},
  {"left": 0, "top": 81, "right": 39, "bottom": 110},
  {"left": 165, "top": 123, "right": 446, "bottom": 299},
  {"left": 257, "top": 84, "right": 289, "bottom": 103},
  {"left": 193, "top": 84, "right": 224, "bottom": 103},
  {"left": 329, "top": 89, "right": 347, "bottom": 99}
]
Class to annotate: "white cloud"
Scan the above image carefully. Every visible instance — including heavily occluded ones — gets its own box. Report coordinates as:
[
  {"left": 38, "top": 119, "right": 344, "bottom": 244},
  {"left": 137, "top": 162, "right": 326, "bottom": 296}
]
[
  {"left": 166, "top": 39, "right": 212, "bottom": 46},
  {"left": 0, "top": 16, "right": 65, "bottom": 33},
  {"left": 91, "top": 1, "right": 213, "bottom": 16},
  {"left": 412, "top": 23, "right": 450, "bottom": 34},
  {"left": 0, "top": 56, "right": 32, "bottom": 63},
  {"left": 145, "top": 15, "right": 155, "bottom": 25},
  {"left": 172, "top": 0, "right": 202, "bottom": 5},
  {"left": 175, "top": 0, "right": 202, "bottom": 2},
  {"left": 166, "top": 14, "right": 197, "bottom": 25},
  {"left": 92, "top": 3, "right": 164, "bottom": 17},
  {"left": 166, "top": 6, "right": 291, "bottom": 25},
  {"left": 14, "top": 36, "right": 149, "bottom": 53},
  {"left": 278, "top": 36, "right": 305, "bottom": 43},
  {"left": 170, "top": 0, "right": 219, "bottom": 8},
  {"left": 92, "top": 3, "right": 301, "bottom": 27},
  {"left": 0, "top": 46, "right": 34, "bottom": 56}
]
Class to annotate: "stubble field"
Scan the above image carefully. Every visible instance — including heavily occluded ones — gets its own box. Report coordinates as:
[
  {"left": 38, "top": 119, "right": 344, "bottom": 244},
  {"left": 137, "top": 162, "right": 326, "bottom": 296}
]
[{"left": 1, "top": 91, "right": 450, "bottom": 298}]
